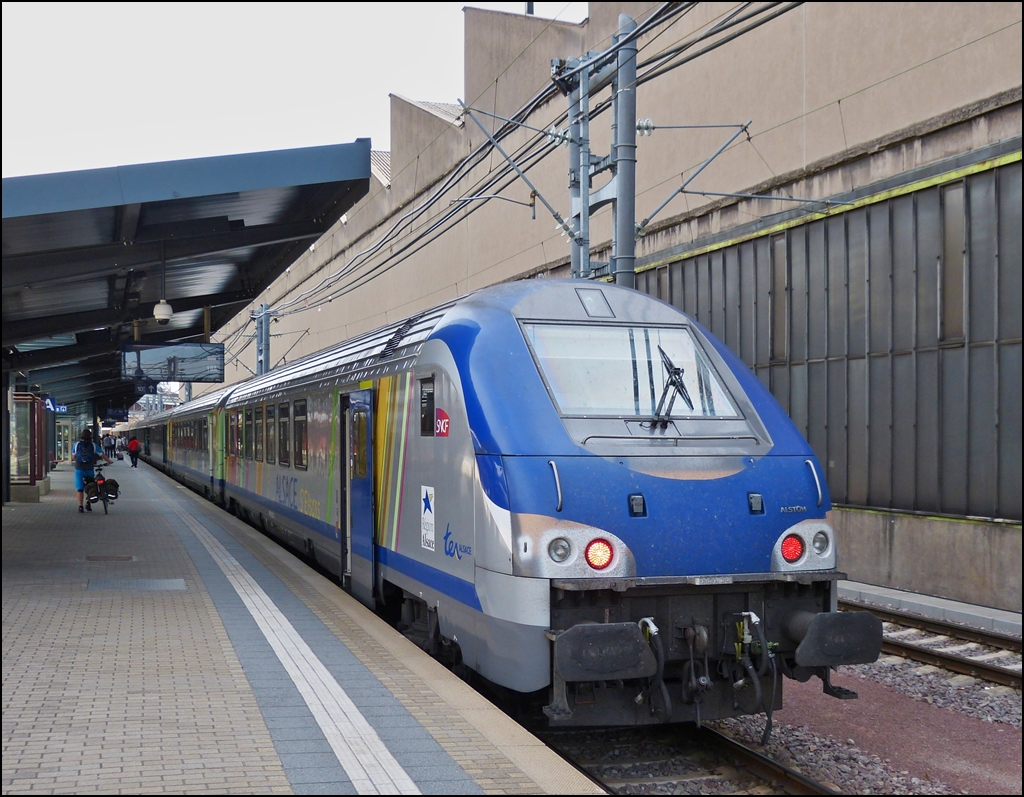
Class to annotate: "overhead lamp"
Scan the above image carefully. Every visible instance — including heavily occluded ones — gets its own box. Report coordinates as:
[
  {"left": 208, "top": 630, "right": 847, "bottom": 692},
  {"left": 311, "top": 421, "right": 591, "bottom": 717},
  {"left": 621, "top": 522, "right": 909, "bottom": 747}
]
[
  {"left": 154, "top": 241, "right": 173, "bottom": 325},
  {"left": 154, "top": 299, "right": 173, "bottom": 325}
]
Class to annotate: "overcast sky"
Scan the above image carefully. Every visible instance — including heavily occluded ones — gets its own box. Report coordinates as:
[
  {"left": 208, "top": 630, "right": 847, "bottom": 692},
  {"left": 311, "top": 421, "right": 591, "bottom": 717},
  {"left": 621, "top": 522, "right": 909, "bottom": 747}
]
[{"left": 2, "top": 2, "right": 588, "bottom": 178}]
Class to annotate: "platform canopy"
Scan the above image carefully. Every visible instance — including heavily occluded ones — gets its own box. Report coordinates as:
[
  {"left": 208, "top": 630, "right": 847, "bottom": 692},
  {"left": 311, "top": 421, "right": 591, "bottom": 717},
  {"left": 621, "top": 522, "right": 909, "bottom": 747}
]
[{"left": 2, "top": 141, "right": 370, "bottom": 411}]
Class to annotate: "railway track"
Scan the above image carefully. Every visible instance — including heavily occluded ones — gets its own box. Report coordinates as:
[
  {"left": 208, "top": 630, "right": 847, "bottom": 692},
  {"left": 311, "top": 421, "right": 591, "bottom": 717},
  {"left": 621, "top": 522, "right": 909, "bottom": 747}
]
[
  {"left": 540, "top": 725, "right": 836, "bottom": 795},
  {"left": 839, "top": 600, "right": 1023, "bottom": 689}
]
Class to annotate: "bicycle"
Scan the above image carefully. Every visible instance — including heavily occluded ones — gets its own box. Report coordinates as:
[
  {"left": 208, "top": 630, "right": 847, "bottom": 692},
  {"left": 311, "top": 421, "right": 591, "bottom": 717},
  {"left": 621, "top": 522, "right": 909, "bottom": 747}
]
[{"left": 85, "top": 464, "right": 119, "bottom": 515}]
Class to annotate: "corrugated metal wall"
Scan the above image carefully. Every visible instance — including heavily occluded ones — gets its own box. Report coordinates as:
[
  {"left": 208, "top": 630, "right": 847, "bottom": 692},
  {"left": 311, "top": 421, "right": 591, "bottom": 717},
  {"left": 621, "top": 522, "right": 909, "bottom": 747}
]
[{"left": 638, "top": 159, "right": 1022, "bottom": 521}]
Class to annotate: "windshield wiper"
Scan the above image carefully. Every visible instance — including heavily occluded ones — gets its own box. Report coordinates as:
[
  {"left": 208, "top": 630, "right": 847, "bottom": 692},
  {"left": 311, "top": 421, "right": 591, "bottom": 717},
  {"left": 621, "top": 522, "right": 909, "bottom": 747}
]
[{"left": 653, "top": 346, "right": 694, "bottom": 426}]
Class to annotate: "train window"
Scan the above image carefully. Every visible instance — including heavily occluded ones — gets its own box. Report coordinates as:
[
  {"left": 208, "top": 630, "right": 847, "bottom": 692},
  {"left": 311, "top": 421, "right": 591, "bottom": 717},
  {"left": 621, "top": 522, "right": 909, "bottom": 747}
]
[
  {"left": 228, "top": 413, "right": 237, "bottom": 457},
  {"left": 576, "top": 287, "right": 615, "bottom": 318},
  {"left": 353, "top": 410, "right": 368, "bottom": 478},
  {"left": 293, "top": 400, "right": 307, "bottom": 470},
  {"left": 244, "top": 408, "right": 254, "bottom": 460},
  {"left": 265, "top": 405, "right": 276, "bottom": 463},
  {"left": 278, "top": 403, "right": 290, "bottom": 466},
  {"left": 236, "top": 411, "right": 244, "bottom": 458},
  {"left": 420, "top": 379, "right": 435, "bottom": 436},
  {"left": 202, "top": 419, "right": 208, "bottom": 451},
  {"left": 522, "top": 323, "right": 740, "bottom": 419},
  {"left": 254, "top": 407, "right": 264, "bottom": 461}
]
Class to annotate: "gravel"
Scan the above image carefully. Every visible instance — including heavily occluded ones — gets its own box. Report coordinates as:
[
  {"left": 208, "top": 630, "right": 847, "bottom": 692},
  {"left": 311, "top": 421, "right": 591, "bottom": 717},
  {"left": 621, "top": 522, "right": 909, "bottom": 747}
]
[
  {"left": 545, "top": 728, "right": 772, "bottom": 795},
  {"left": 707, "top": 715, "right": 955, "bottom": 795},
  {"left": 838, "top": 656, "right": 1022, "bottom": 728},
  {"left": 548, "top": 721, "right": 959, "bottom": 794}
]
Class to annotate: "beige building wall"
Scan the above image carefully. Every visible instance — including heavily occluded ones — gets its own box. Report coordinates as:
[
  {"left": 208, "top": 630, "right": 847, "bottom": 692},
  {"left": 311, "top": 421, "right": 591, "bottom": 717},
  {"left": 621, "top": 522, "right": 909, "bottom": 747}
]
[{"left": 209, "top": 2, "right": 1020, "bottom": 388}]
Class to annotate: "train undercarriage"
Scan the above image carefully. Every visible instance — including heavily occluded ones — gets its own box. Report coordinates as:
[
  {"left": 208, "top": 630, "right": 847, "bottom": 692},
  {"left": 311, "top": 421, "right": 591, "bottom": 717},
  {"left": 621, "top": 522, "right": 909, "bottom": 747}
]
[{"left": 543, "top": 576, "right": 881, "bottom": 728}]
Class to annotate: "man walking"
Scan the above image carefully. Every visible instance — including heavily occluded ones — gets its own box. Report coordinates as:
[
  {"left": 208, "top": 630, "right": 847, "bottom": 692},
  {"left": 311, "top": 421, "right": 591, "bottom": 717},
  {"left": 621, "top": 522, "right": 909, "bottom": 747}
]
[
  {"left": 75, "top": 429, "right": 113, "bottom": 512},
  {"left": 127, "top": 435, "right": 141, "bottom": 468}
]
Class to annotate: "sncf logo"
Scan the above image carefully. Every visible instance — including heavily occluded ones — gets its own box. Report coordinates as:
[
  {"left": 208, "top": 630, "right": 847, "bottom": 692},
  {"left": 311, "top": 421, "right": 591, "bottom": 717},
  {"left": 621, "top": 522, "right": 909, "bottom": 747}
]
[{"left": 435, "top": 408, "right": 450, "bottom": 437}]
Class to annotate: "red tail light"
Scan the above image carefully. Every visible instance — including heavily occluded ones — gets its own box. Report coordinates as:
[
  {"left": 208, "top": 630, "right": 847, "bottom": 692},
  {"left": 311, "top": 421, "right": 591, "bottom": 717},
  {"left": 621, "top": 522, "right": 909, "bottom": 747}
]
[
  {"left": 781, "top": 534, "right": 804, "bottom": 563},
  {"left": 585, "top": 539, "right": 614, "bottom": 570}
]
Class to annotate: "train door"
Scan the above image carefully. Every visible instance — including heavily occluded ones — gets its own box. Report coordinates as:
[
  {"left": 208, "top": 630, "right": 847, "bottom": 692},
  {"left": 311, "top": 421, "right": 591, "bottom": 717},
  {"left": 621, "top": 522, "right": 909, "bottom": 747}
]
[{"left": 343, "top": 389, "right": 375, "bottom": 608}]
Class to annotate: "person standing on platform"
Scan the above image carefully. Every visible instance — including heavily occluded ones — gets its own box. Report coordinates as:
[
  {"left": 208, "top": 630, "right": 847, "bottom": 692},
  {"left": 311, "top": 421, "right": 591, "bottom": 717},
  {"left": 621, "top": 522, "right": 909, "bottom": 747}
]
[
  {"left": 74, "top": 430, "right": 112, "bottom": 513},
  {"left": 127, "top": 435, "right": 141, "bottom": 468}
]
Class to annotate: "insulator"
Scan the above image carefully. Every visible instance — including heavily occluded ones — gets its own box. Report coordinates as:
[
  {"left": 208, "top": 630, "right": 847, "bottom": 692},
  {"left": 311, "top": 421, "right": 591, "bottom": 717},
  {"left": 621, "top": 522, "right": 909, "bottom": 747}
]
[{"left": 636, "top": 118, "right": 655, "bottom": 136}]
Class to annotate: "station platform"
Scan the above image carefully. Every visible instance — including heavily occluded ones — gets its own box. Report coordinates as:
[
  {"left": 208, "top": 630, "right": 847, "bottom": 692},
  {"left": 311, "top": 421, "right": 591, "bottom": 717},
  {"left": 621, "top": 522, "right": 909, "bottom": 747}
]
[
  {"left": 839, "top": 581, "right": 1022, "bottom": 637},
  {"left": 2, "top": 463, "right": 602, "bottom": 795}
]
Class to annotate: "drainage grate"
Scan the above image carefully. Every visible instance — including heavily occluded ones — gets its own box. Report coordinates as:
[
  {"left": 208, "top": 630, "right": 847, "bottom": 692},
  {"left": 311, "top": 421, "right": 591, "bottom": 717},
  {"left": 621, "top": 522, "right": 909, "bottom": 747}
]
[
  {"left": 85, "top": 555, "right": 134, "bottom": 562},
  {"left": 87, "top": 578, "right": 186, "bottom": 591}
]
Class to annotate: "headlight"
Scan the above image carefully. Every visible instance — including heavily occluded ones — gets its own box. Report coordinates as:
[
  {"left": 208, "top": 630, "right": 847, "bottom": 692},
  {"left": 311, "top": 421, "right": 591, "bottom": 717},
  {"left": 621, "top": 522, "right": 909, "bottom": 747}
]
[
  {"left": 813, "top": 531, "right": 830, "bottom": 555},
  {"left": 548, "top": 537, "right": 571, "bottom": 562}
]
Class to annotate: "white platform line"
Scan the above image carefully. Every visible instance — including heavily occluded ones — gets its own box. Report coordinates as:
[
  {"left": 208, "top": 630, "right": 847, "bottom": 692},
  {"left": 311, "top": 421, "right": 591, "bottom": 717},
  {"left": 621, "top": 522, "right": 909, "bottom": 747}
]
[{"left": 177, "top": 510, "right": 420, "bottom": 795}]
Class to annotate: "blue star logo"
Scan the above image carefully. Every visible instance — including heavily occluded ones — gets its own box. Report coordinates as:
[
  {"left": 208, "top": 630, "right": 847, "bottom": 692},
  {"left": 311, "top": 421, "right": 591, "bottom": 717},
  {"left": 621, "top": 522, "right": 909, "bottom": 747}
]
[{"left": 422, "top": 490, "right": 432, "bottom": 514}]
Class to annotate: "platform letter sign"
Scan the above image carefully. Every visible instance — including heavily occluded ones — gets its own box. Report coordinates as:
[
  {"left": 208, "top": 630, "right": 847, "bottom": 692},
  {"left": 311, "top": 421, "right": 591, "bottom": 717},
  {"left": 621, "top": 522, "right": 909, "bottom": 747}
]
[{"left": 42, "top": 398, "right": 67, "bottom": 413}]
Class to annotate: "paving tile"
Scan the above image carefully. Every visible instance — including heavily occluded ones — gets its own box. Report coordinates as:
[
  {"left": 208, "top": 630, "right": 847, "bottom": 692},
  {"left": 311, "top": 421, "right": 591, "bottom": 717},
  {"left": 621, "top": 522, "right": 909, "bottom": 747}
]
[
  {"left": 276, "top": 752, "right": 345, "bottom": 769},
  {"left": 290, "top": 782, "right": 359, "bottom": 796},
  {"left": 269, "top": 739, "right": 335, "bottom": 755},
  {"left": 284, "top": 766, "right": 353, "bottom": 785},
  {"left": 2, "top": 465, "right": 602, "bottom": 796}
]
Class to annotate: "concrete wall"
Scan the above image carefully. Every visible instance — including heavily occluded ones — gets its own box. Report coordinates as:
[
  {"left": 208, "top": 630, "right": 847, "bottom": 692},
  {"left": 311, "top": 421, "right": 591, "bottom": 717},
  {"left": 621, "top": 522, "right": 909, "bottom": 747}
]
[{"left": 833, "top": 507, "right": 1023, "bottom": 612}]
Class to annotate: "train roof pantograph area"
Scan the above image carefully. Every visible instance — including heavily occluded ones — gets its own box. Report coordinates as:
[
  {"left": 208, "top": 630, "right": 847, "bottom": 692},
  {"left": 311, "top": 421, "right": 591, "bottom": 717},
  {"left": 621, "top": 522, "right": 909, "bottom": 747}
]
[{"left": 2, "top": 141, "right": 372, "bottom": 409}]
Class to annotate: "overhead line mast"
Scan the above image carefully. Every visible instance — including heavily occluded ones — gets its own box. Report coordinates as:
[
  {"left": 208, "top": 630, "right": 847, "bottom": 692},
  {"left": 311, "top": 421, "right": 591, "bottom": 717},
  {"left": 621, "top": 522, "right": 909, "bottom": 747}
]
[{"left": 553, "top": 13, "right": 639, "bottom": 286}]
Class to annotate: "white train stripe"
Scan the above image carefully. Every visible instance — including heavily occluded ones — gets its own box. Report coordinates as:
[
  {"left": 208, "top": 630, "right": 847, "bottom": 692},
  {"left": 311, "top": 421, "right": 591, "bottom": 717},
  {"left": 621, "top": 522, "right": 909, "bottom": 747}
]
[{"left": 177, "top": 510, "right": 420, "bottom": 795}]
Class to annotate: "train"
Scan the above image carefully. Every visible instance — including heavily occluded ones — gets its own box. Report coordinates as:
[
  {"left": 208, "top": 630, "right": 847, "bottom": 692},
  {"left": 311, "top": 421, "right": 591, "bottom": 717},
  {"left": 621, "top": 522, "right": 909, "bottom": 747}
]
[{"left": 128, "top": 279, "right": 882, "bottom": 728}]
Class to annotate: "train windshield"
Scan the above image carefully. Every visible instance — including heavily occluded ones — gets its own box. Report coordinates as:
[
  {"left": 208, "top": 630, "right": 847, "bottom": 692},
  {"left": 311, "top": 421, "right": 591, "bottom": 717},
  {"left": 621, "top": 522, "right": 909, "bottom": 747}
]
[{"left": 523, "top": 323, "right": 739, "bottom": 419}]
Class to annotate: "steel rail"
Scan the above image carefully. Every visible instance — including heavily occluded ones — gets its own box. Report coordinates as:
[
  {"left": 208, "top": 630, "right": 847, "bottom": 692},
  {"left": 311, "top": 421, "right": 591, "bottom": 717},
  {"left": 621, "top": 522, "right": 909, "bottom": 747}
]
[
  {"left": 698, "top": 727, "right": 838, "bottom": 796},
  {"left": 839, "top": 600, "right": 1021, "bottom": 688},
  {"left": 838, "top": 600, "right": 1022, "bottom": 653},
  {"left": 878, "top": 637, "right": 1022, "bottom": 689}
]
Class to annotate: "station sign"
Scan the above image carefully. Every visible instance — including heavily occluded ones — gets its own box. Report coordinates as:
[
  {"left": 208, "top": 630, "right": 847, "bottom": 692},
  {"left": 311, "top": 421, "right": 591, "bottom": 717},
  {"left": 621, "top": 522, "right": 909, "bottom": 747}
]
[
  {"left": 42, "top": 398, "right": 68, "bottom": 413},
  {"left": 105, "top": 408, "right": 129, "bottom": 422},
  {"left": 135, "top": 382, "right": 159, "bottom": 395},
  {"left": 122, "top": 342, "right": 225, "bottom": 383}
]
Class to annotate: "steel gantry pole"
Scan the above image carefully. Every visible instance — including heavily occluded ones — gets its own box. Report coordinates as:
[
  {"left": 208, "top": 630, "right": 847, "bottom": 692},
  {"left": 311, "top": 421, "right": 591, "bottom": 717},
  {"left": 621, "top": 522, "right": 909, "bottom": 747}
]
[
  {"left": 555, "top": 14, "right": 638, "bottom": 284},
  {"left": 613, "top": 14, "right": 638, "bottom": 288}
]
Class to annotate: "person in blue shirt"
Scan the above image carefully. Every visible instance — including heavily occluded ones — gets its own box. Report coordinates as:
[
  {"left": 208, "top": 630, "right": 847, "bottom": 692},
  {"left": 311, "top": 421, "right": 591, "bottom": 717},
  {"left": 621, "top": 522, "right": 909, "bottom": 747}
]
[{"left": 74, "top": 429, "right": 112, "bottom": 513}]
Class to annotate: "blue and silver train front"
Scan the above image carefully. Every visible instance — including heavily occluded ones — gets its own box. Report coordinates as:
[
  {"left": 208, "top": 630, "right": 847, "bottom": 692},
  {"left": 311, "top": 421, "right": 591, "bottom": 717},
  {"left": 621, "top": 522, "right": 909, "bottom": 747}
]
[{"left": 430, "top": 279, "right": 881, "bottom": 724}]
